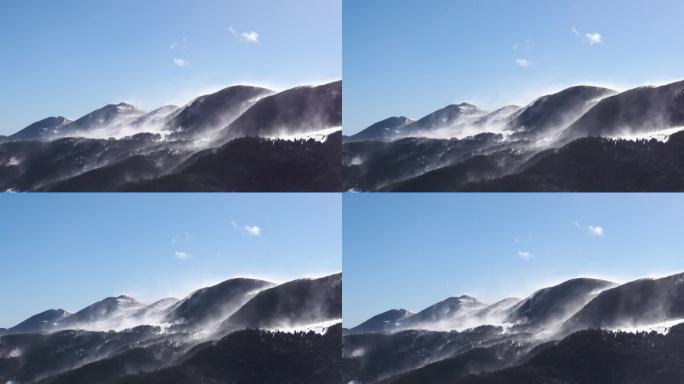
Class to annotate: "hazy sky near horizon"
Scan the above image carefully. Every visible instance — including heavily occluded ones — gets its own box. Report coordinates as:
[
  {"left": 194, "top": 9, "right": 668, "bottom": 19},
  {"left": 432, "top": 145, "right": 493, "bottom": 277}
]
[
  {"left": 0, "top": 193, "right": 341, "bottom": 328},
  {"left": 0, "top": 0, "right": 341, "bottom": 135},
  {"left": 343, "top": 0, "right": 684, "bottom": 134},
  {"left": 343, "top": 194, "right": 684, "bottom": 327}
]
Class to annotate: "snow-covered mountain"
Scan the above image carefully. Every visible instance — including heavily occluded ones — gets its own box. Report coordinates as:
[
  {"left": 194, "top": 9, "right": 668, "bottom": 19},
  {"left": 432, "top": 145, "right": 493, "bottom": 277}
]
[
  {"left": 344, "top": 80, "right": 684, "bottom": 192},
  {"left": 0, "top": 274, "right": 341, "bottom": 383},
  {"left": 345, "top": 272, "right": 684, "bottom": 384},
  {"left": 0, "top": 81, "right": 342, "bottom": 192}
]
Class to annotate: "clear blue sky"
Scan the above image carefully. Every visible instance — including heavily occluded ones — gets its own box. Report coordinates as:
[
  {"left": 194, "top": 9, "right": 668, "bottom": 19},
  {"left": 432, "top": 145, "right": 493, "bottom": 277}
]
[
  {"left": 0, "top": 193, "right": 341, "bottom": 328},
  {"left": 343, "top": 194, "right": 684, "bottom": 327},
  {"left": 0, "top": 0, "right": 341, "bottom": 135},
  {"left": 343, "top": 0, "right": 684, "bottom": 134}
]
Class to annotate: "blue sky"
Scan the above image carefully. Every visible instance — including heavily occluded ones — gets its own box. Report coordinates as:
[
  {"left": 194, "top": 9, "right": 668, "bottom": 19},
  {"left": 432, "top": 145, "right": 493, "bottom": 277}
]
[
  {"left": 0, "top": 193, "right": 341, "bottom": 328},
  {"left": 344, "top": 194, "right": 684, "bottom": 327},
  {"left": 0, "top": 0, "right": 341, "bottom": 135},
  {"left": 343, "top": 0, "right": 684, "bottom": 134}
]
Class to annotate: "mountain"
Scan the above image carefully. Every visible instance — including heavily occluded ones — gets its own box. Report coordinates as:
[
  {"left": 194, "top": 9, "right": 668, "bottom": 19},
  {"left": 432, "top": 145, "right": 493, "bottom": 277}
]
[
  {"left": 9, "top": 116, "right": 73, "bottom": 141},
  {"left": 343, "top": 325, "right": 517, "bottom": 384},
  {"left": 561, "top": 273, "right": 684, "bottom": 335},
  {"left": 508, "top": 85, "right": 616, "bottom": 139},
  {"left": 165, "top": 85, "right": 273, "bottom": 139},
  {"left": 219, "top": 81, "right": 342, "bottom": 140},
  {"left": 344, "top": 274, "right": 684, "bottom": 384},
  {"left": 57, "top": 295, "right": 146, "bottom": 331},
  {"left": 462, "top": 131, "right": 684, "bottom": 192},
  {"left": 561, "top": 80, "right": 684, "bottom": 141},
  {"left": 347, "top": 116, "right": 415, "bottom": 142},
  {"left": 163, "top": 278, "right": 274, "bottom": 329},
  {"left": 343, "top": 133, "right": 508, "bottom": 191},
  {"left": 220, "top": 273, "right": 342, "bottom": 333},
  {"left": 349, "top": 309, "right": 414, "bottom": 335},
  {"left": 399, "top": 103, "right": 487, "bottom": 139},
  {"left": 120, "top": 132, "right": 342, "bottom": 192},
  {"left": 399, "top": 295, "right": 488, "bottom": 331},
  {"left": 455, "top": 325, "right": 684, "bottom": 384},
  {"left": 130, "top": 105, "right": 179, "bottom": 128},
  {"left": 0, "top": 325, "right": 170, "bottom": 383},
  {"left": 473, "top": 105, "right": 520, "bottom": 127},
  {"left": 1, "top": 82, "right": 341, "bottom": 192},
  {"left": 472, "top": 297, "right": 521, "bottom": 323},
  {"left": 8, "top": 309, "right": 72, "bottom": 334},
  {"left": 117, "top": 325, "right": 342, "bottom": 384},
  {"left": 56, "top": 103, "right": 144, "bottom": 138},
  {"left": 382, "top": 151, "right": 524, "bottom": 192},
  {"left": 505, "top": 278, "right": 616, "bottom": 331},
  {"left": 129, "top": 298, "right": 179, "bottom": 323},
  {"left": 1, "top": 275, "right": 342, "bottom": 383}
]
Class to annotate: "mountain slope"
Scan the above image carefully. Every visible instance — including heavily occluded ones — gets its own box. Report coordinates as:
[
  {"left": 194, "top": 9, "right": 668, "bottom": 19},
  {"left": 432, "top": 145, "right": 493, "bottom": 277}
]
[
  {"left": 456, "top": 325, "right": 684, "bottom": 384},
  {"left": 56, "top": 103, "right": 144, "bottom": 138},
  {"left": 462, "top": 131, "right": 684, "bottom": 191},
  {"left": 166, "top": 85, "right": 273, "bottom": 139},
  {"left": 562, "top": 272, "right": 684, "bottom": 334},
  {"left": 164, "top": 278, "right": 274, "bottom": 329},
  {"left": 349, "top": 309, "right": 414, "bottom": 335},
  {"left": 347, "top": 116, "right": 415, "bottom": 142},
  {"left": 562, "top": 80, "right": 684, "bottom": 141},
  {"left": 506, "top": 278, "right": 616, "bottom": 331},
  {"left": 400, "top": 103, "right": 487, "bottom": 138},
  {"left": 8, "top": 309, "right": 72, "bottom": 334},
  {"left": 122, "top": 132, "right": 342, "bottom": 192},
  {"left": 57, "top": 295, "right": 145, "bottom": 331},
  {"left": 399, "top": 295, "right": 488, "bottom": 331},
  {"left": 219, "top": 81, "right": 341, "bottom": 140},
  {"left": 9, "top": 117, "right": 73, "bottom": 141},
  {"left": 507, "top": 85, "right": 615, "bottom": 139},
  {"left": 220, "top": 273, "right": 342, "bottom": 333},
  {"left": 117, "top": 325, "right": 342, "bottom": 384}
]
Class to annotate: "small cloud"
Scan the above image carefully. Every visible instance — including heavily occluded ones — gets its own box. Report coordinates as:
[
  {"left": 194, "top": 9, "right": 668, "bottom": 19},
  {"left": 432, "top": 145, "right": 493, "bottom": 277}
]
[
  {"left": 588, "top": 225, "right": 604, "bottom": 236},
  {"left": 174, "top": 251, "right": 192, "bottom": 260},
  {"left": 172, "top": 58, "right": 189, "bottom": 67},
  {"left": 517, "top": 251, "right": 534, "bottom": 261},
  {"left": 243, "top": 225, "right": 261, "bottom": 236},
  {"left": 571, "top": 26, "right": 580, "bottom": 36},
  {"left": 584, "top": 32, "right": 602, "bottom": 45},
  {"left": 169, "top": 37, "right": 191, "bottom": 50},
  {"left": 229, "top": 26, "right": 259, "bottom": 44},
  {"left": 516, "top": 58, "right": 532, "bottom": 68},
  {"left": 241, "top": 31, "right": 259, "bottom": 44},
  {"left": 575, "top": 221, "right": 604, "bottom": 236},
  {"left": 231, "top": 220, "right": 262, "bottom": 236}
]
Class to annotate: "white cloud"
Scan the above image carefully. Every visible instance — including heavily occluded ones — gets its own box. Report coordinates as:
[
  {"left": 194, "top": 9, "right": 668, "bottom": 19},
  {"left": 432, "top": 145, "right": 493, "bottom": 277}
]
[
  {"left": 517, "top": 251, "right": 534, "bottom": 261},
  {"left": 240, "top": 31, "right": 259, "bottom": 44},
  {"left": 516, "top": 58, "right": 532, "bottom": 68},
  {"left": 588, "top": 225, "right": 604, "bottom": 236},
  {"left": 229, "top": 26, "right": 259, "bottom": 44},
  {"left": 575, "top": 221, "right": 604, "bottom": 236},
  {"left": 169, "top": 37, "right": 191, "bottom": 50},
  {"left": 243, "top": 225, "right": 261, "bottom": 236},
  {"left": 231, "top": 220, "right": 262, "bottom": 236},
  {"left": 584, "top": 32, "right": 602, "bottom": 45},
  {"left": 571, "top": 26, "right": 580, "bottom": 36},
  {"left": 174, "top": 251, "right": 192, "bottom": 260},
  {"left": 172, "top": 58, "right": 188, "bottom": 67}
]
